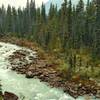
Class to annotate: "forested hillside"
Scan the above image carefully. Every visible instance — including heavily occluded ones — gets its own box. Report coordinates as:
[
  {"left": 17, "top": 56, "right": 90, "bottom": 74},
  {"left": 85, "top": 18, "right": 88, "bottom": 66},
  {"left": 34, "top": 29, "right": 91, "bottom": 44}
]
[{"left": 0, "top": 0, "right": 100, "bottom": 79}]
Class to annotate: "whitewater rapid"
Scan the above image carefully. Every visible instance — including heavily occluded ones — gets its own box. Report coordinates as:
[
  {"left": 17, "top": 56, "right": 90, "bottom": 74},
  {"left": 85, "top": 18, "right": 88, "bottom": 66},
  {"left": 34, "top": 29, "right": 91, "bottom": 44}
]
[{"left": 0, "top": 42, "right": 98, "bottom": 100}]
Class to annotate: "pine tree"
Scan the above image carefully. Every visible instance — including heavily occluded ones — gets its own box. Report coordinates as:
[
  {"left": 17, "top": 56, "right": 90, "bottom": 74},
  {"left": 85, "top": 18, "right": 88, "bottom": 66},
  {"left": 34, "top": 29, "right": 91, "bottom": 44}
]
[
  {"left": 94, "top": 0, "right": 100, "bottom": 58},
  {"left": 41, "top": 3, "right": 46, "bottom": 23},
  {"left": 6, "top": 5, "right": 13, "bottom": 33},
  {"left": 17, "top": 7, "right": 24, "bottom": 35},
  {"left": 76, "top": 0, "right": 85, "bottom": 48},
  {"left": 48, "top": 3, "right": 57, "bottom": 20},
  {"left": 84, "top": 0, "right": 95, "bottom": 47},
  {"left": 30, "top": 0, "right": 36, "bottom": 21},
  {"left": 12, "top": 7, "right": 17, "bottom": 33},
  {"left": 68, "top": 0, "right": 72, "bottom": 36},
  {"left": 0, "top": 5, "right": 6, "bottom": 34},
  {"left": 60, "top": 0, "right": 68, "bottom": 50},
  {"left": 30, "top": 0, "right": 36, "bottom": 34},
  {"left": 67, "top": 0, "right": 73, "bottom": 49}
]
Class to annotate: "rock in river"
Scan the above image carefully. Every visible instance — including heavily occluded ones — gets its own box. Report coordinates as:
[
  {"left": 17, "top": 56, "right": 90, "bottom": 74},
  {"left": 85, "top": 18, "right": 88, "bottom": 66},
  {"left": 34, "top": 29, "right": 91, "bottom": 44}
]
[
  {"left": 26, "top": 71, "right": 34, "bottom": 78},
  {"left": 4, "top": 92, "right": 18, "bottom": 100}
]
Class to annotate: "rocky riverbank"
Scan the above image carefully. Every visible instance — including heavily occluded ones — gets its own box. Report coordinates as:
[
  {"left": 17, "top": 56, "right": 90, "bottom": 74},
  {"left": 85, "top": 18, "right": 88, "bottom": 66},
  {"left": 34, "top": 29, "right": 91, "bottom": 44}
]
[
  {"left": 8, "top": 44, "right": 100, "bottom": 98},
  {"left": 0, "top": 36, "right": 100, "bottom": 99}
]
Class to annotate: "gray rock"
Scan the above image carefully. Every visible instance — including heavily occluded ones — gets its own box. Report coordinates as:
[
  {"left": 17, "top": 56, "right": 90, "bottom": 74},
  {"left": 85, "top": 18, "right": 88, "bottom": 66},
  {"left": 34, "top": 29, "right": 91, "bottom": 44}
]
[
  {"left": 4, "top": 92, "right": 18, "bottom": 100},
  {"left": 26, "top": 71, "right": 33, "bottom": 78}
]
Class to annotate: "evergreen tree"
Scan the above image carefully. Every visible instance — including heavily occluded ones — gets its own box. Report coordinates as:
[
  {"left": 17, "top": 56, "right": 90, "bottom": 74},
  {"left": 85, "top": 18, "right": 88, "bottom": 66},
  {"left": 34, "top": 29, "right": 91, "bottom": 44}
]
[
  {"left": 17, "top": 7, "right": 24, "bottom": 34},
  {"left": 68, "top": 0, "right": 72, "bottom": 36},
  {"left": 84, "top": 0, "right": 95, "bottom": 47},
  {"left": 41, "top": 3, "right": 46, "bottom": 23},
  {"left": 6, "top": 5, "right": 12, "bottom": 33},
  {"left": 94, "top": 0, "right": 100, "bottom": 58},
  {"left": 30, "top": 0, "right": 36, "bottom": 21},
  {"left": 12, "top": 7, "right": 17, "bottom": 33},
  {"left": 30, "top": 0, "right": 36, "bottom": 34},
  {"left": 76, "top": 0, "right": 85, "bottom": 48},
  {"left": 0, "top": 5, "right": 6, "bottom": 34},
  {"left": 67, "top": 0, "right": 73, "bottom": 48},
  {"left": 60, "top": 0, "right": 68, "bottom": 50}
]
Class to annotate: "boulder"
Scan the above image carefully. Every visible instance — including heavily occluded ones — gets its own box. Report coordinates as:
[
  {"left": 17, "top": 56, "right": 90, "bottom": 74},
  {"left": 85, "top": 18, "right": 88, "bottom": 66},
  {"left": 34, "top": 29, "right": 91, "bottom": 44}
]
[
  {"left": 26, "top": 71, "right": 33, "bottom": 78},
  {"left": 4, "top": 92, "right": 18, "bottom": 100}
]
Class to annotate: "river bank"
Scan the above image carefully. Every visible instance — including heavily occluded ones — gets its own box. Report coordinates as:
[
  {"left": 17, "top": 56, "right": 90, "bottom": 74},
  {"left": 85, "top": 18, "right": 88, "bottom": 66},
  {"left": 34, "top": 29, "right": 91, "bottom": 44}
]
[
  {"left": 0, "top": 36, "right": 100, "bottom": 99},
  {"left": 0, "top": 41, "right": 75, "bottom": 100}
]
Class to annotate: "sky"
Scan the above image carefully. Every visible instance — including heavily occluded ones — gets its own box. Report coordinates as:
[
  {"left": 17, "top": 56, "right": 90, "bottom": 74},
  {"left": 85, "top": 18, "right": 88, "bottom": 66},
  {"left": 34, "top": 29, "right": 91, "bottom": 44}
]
[
  {"left": 0, "top": 0, "right": 49, "bottom": 8},
  {"left": 0, "top": 0, "right": 91, "bottom": 9}
]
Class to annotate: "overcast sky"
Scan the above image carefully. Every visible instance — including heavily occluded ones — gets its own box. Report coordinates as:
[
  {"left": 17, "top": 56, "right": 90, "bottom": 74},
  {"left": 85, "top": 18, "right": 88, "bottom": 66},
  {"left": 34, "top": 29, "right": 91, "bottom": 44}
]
[
  {"left": 0, "top": 0, "right": 91, "bottom": 9},
  {"left": 0, "top": 0, "right": 49, "bottom": 8}
]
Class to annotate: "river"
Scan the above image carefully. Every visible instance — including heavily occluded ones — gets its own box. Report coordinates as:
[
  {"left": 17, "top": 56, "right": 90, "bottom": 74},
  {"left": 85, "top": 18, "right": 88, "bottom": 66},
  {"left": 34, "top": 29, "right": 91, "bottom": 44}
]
[{"left": 0, "top": 42, "right": 98, "bottom": 100}]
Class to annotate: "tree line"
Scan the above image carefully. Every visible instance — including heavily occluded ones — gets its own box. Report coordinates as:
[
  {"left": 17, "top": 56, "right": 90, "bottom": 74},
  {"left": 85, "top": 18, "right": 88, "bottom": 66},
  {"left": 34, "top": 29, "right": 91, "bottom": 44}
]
[{"left": 0, "top": 0, "right": 100, "bottom": 60}]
